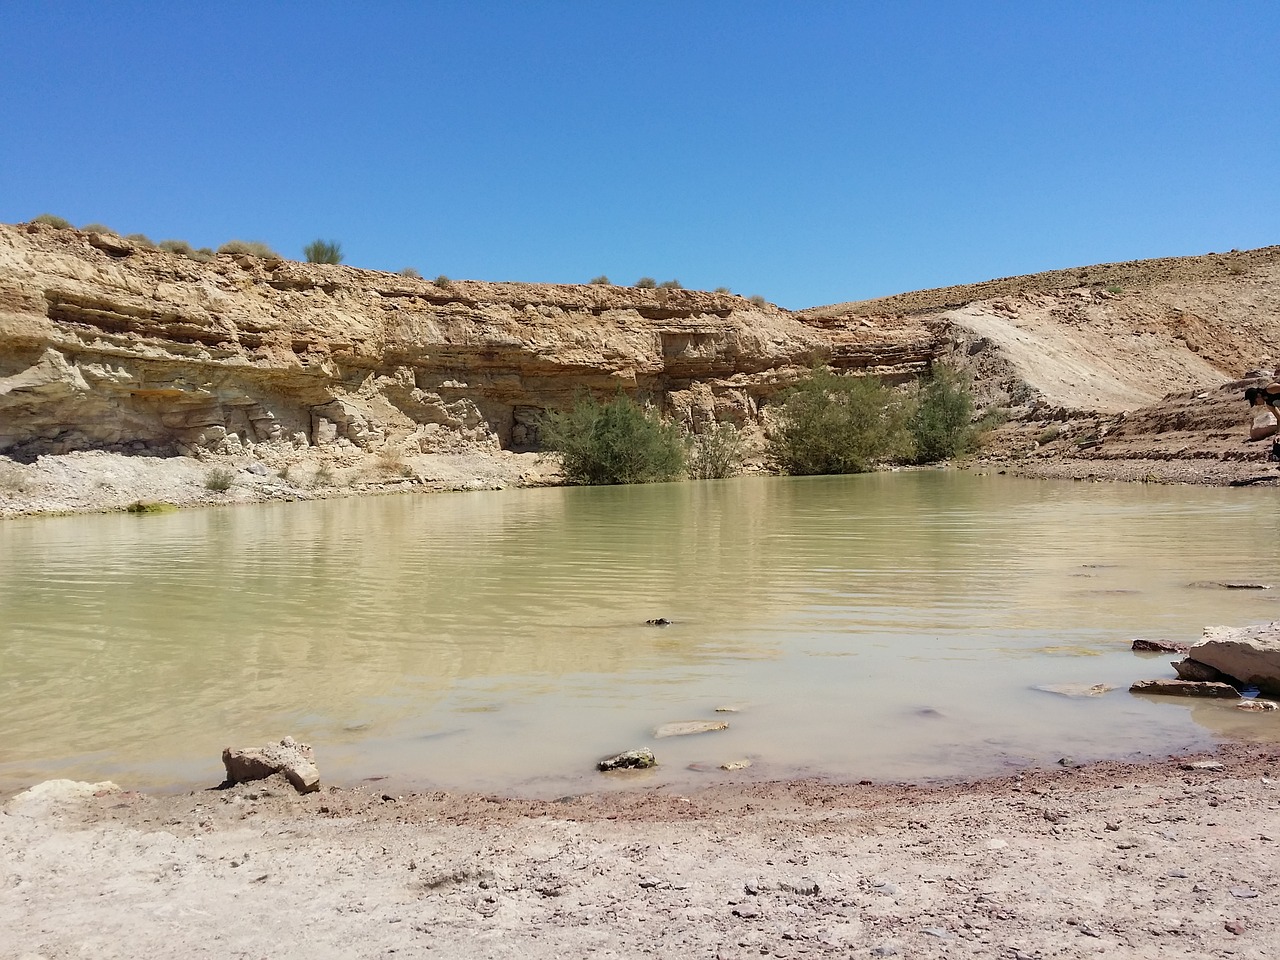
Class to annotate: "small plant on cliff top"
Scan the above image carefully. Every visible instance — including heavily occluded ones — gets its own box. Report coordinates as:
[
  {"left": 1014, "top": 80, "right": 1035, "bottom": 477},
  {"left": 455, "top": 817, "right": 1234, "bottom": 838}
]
[
  {"left": 304, "top": 239, "right": 343, "bottom": 264},
  {"left": 219, "top": 239, "right": 279, "bottom": 258},
  {"left": 634, "top": 277, "right": 657, "bottom": 289},
  {"left": 125, "top": 233, "right": 155, "bottom": 248},
  {"left": 81, "top": 222, "right": 115, "bottom": 235},
  {"left": 589, "top": 275, "right": 612, "bottom": 285},
  {"left": 33, "top": 213, "right": 73, "bottom": 229},
  {"left": 749, "top": 295, "right": 768, "bottom": 307},
  {"left": 657, "top": 279, "right": 683, "bottom": 290},
  {"left": 158, "top": 239, "right": 195, "bottom": 256},
  {"left": 398, "top": 267, "right": 422, "bottom": 279},
  {"left": 540, "top": 392, "right": 685, "bottom": 485}
]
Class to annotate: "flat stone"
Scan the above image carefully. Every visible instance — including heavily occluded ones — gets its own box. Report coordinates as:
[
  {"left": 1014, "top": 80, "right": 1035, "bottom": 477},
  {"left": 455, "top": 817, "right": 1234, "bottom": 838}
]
[
  {"left": 1237, "top": 699, "right": 1280, "bottom": 711},
  {"left": 720, "top": 760, "right": 753, "bottom": 771},
  {"left": 779, "top": 878, "right": 820, "bottom": 896},
  {"left": 654, "top": 720, "right": 729, "bottom": 738},
  {"left": 1180, "top": 760, "right": 1225, "bottom": 771},
  {"left": 1189, "top": 581, "right": 1272, "bottom": 590},
  {"left": 597, "top": 748, "right": 657, "bottom": 771},
  {"left": 1190, "top": 621, "right": 1280, "bottom": 694},
  {"left": 1129, "top": 679, "right": 1241, "bottom": 699}
]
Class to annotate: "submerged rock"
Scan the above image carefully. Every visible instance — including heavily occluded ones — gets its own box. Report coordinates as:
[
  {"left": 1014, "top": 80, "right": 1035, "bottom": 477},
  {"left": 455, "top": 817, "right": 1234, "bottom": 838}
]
[
  {"left": 1033, "top": 683, "right": 1115, "bottom": 698},
  {"left": 654, "top": 720, "right": 729, "bottom": 738},
  {"left": 1236, "top": 699, "right": 1280, "bottom": 711},
  {"left": 597, "top": 748, "right": 657, "bottom": 771},
  {"left": 1129, "top": 679, "right": 1241, "bottom": 699},
  {"left": 222, "top": 736, "right": 319, "bottom": 794},
  {"left": 644, "top": 618, "right": 672, "bottom": 626},
  {"left": 1189, "top": 621, "right": 1280, "bottom": 694},
  {"left": 1188, "top": 581, "right": 1272, "bottom": 590},
  {"left": 1131, "top": 638, "right": 1191, "bottom": 654}
]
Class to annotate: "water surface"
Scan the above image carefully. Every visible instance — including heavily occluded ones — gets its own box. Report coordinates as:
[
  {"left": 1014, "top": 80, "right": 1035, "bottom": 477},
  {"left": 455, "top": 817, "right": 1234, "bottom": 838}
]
[{"left": 2, "top": 472, "right": 1278, "bottom": 796}]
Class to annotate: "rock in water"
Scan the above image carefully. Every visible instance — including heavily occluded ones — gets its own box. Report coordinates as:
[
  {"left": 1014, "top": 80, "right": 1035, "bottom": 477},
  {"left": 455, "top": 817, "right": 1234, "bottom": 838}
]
[
  {"left": 597, "top": 748, "right": 657, "bottom": 771},
  {"left": 1189, "top": 621, "right": 1280, "bottom": 694},
  {"left": 222, "top": 736, "right": 320, "bottom": 793},
  {"left": 1172, "top": 658, "right": 1230, "bottom": 683},
  {"left": 1128, "top": 679, "right": 1241, "bottom": 699},
  {"left": 1131, "top": 638, "right": 1190, "bottom": 654},
  {"left": 654, "top": 720, "right": 730, "bottom": 738},
  {"left": 1033, "top": 683, "right": 1115, "bottom": 698}
]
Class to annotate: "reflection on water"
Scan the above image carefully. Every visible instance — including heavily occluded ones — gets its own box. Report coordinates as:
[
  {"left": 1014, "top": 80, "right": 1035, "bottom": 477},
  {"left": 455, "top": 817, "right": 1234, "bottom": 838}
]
[{"left": 2, "top": 472, "right": 1279, "bottom": 796}]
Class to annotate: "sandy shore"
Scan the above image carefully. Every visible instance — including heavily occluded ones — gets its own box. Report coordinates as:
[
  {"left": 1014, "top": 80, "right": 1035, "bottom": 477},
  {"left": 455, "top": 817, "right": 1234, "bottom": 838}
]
[{"left": 3, "top": 745, "right": 1277, "bottom": 960}]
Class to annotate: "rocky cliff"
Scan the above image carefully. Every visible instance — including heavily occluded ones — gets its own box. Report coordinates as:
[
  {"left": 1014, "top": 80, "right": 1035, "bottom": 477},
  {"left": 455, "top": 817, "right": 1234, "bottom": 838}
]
[
  {"left": 3, "top": 219, "right": 1277, "bottom": 473},
  {"left": 0, "top": 222, "right": 935, "bottom": 461}
]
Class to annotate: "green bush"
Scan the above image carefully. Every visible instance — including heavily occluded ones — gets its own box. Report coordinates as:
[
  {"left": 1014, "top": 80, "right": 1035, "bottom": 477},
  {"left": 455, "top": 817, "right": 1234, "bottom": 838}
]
[
  {"left": 218, "top": 240, "right": 279, "bottom": 258},
  {"left": 686, "top": 422, "right": 744, "bottom": 479},
  {"left": 714, "top": 286, "right": 731, "bottom": 294},
  {"left": 589, "top": 275, "right": 612, "bottom": 285},
  {"left": 769, "top": 368, "right": 909, "bottom": 475},
  {"left": 1037, "top": 426, "right": 1061, "bottom": 445},
  {"left": 33, "top": 214, "right": 72, "bottom": 229},
  {"left": 540, "top": 392, "right": 686, "bottom": 485},
  {"left": 657, "top": 279, "right": 682, "bottom": 289},
  {"left": 904, "top": 364, "right": 977, "bottom": 464},
  {"left": 398, "top": 267, "right": 422, "bottom": 279},
  {"left": 204, "top": 467, "right": 235, "bottom": 492},
  {"left": 435, "top": 274, "right": 452, "bottom": 288},
  {"left": 304, "top": 239, "right": 343, "bottom": 264},
  {"left": 749, "top": 295, "right": 767, "bottom": 307},
  {"left": 635, "top": 277, "right": 657, "bottom": 289}
]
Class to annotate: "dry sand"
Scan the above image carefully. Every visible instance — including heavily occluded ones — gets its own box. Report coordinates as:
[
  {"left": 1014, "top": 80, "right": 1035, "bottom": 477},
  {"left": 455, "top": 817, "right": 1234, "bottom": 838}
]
[{"left": 3, "top": 745, "right": 1278, "bottom": 960}]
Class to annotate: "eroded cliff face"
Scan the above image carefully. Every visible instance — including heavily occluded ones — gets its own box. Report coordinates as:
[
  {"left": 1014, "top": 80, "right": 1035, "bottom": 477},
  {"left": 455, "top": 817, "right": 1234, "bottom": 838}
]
[{"left": 0, "top": 223, "right": 937, "bottom": 460}]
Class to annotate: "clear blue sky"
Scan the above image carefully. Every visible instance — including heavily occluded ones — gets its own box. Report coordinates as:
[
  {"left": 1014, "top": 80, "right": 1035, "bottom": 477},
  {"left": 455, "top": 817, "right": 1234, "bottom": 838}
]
[{"left": 2, "top": 2, "right": 1277, "bottom": 309}]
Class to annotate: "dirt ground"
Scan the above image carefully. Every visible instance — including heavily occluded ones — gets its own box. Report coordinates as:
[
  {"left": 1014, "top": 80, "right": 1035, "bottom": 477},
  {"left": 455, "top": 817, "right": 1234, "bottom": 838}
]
[{"left": 3, "top": 745, "right": 1278, "bottom": 960}]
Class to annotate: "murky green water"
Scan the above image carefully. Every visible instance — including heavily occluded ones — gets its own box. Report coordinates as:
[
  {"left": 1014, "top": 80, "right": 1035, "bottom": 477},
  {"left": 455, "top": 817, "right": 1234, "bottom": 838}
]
[{"left": 2, "top": 472, "right": 1279, "bottom": 796}]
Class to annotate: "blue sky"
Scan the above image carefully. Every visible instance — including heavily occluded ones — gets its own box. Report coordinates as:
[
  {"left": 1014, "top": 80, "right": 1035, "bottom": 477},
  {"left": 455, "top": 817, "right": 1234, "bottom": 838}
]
[{"left": 2, "top": 2, "right": 1277, "bottom": 309}]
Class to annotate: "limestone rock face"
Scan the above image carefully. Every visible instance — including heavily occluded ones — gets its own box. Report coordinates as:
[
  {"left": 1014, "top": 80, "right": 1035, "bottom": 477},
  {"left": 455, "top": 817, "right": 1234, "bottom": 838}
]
[
  {"left": 1190, "top": 622, "right": 1280, "bottom": 694},
  {"left": 0, "top": 222, "right": 937, "bottom": 460},
  {"left": 222, "top": 736, "right": 319, "bottom": 794}
]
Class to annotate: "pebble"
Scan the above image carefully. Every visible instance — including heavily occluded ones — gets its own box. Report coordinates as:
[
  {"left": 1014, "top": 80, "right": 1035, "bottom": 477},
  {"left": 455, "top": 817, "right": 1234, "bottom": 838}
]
[
  {"left": 1230, "top": 887, "right": 1259, "bottom": 899},
  {"left": 732, "top": 905, "right": 761, "bottom": 919},
  {"left": 780, "top": 879, "right": 820, "bottom": 896},
  {"left": 1225, "top": 920, "right": 1247, "bottom": 935},
  {"left": 922, "top": 927, "right": 953, "bottom": 939},
  {"left": 870, "top": 947, "right": 898, "bottom": 957},
  {"left": 1167, "top": 869, "right": 1189, "bottom": 878},
  {"left": 1180, "top": 761, "right": 1224, "bottom": 771},
  {"left": 873, "top": 882, "right": 898, "bottom": 895}
]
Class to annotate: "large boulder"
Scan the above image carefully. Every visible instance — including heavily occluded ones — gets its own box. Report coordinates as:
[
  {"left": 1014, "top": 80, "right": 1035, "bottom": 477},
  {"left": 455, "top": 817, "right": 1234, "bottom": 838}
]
[
  {"left": 1189, "top": 621, "right": 1280, "bottom": 694},
  {"left": 222, "top": 736, "right": 319, "bottom": 794}
]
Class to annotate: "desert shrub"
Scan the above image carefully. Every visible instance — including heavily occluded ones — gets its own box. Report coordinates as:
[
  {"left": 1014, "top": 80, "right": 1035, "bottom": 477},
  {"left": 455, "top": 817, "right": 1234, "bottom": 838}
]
[
  {"left": 685, "top": 422, "right": 744, "bottom": 480},
  {"left": 204, "top": 467, "right": 235, "bottom": 492},
  {"left": 33, "top": 214, "right": 72, "bottom": 229},
  {"left": 1037, "top": 426, "right": 1061, "bottom": 445},
  {"left": 398, "top": 267, "right": 422, "bottom": 279},
  {"left": 81, "top": 222, "right": 114, "bottom": 234},
  {"left": 1227, "top": 261, "right": 1246, "bottom": 276},
  {"left": 313, "top": 463, "right": 336, "bottom": 488},
  {"left": 634, "top": 277, "right": 657, "bottom": 289},
  {"left": 218, "top": 239, "right": 279, "bottom": 258},
  {"left": 904, "top": 364, "right": 978, "bottom": 464},
  {"left": 125, "top": 233, "right": 155, "bottom": 248},
  {"left": 191, "top": 247, "right": 215, "bottom": 262},
  {"left": 124, "top": 500, "right": 176, "bottom": 514},
  {"left": 976, "top": 406, "right": 1010, "bottom": 430},
  {"left": 376, "top": 447, "right": 414, "bottom": 478},
  {"left": 589, "top": 275, "right": 612, "bottom": 285},
  {"left": 657, "top": 279, "right": 683, "bottom": 289},
  {"left": 539, "top": 392, "right": 685, "bottom": 485},
  {"left": 304, "top": 239, "right": 343, "bottom": 264},
  {"left": 769, "top": 368, "right": 909, "bottom": 475},
  {"left": 749, "top": 295, "right": 767, "bottom": 307},
  {"left": 714, "top": 286, "right": 731, "bottom": 294},
  {"left": 158, "top": 239, "right": 195, "bottom": 256},
  {"left": 435, "top": 274, "right": 452, "bottom": 288}
]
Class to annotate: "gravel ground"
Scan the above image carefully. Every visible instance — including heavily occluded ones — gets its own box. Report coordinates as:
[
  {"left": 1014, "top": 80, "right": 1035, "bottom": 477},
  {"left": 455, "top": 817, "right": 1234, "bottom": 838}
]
[{"left": 4, "top": 745, "right": 1278, "bottom": 960}]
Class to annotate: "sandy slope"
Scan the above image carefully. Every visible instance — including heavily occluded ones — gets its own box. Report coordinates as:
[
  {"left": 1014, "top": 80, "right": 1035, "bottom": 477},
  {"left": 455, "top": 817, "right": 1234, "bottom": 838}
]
[{"left": 3, "top": 746, "right": 1278, "bottom": 960}]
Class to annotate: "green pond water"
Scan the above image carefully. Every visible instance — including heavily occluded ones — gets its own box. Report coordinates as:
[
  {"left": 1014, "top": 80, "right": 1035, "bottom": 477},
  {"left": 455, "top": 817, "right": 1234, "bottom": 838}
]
[{"left": 2, "top": 471, "right": 1279, "bottom": 797}]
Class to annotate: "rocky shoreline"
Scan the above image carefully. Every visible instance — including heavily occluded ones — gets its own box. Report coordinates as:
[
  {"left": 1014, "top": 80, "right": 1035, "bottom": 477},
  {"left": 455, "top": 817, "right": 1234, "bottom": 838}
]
[{"left": 4, "top": 744, "right": 1278, "bottom": 959}]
